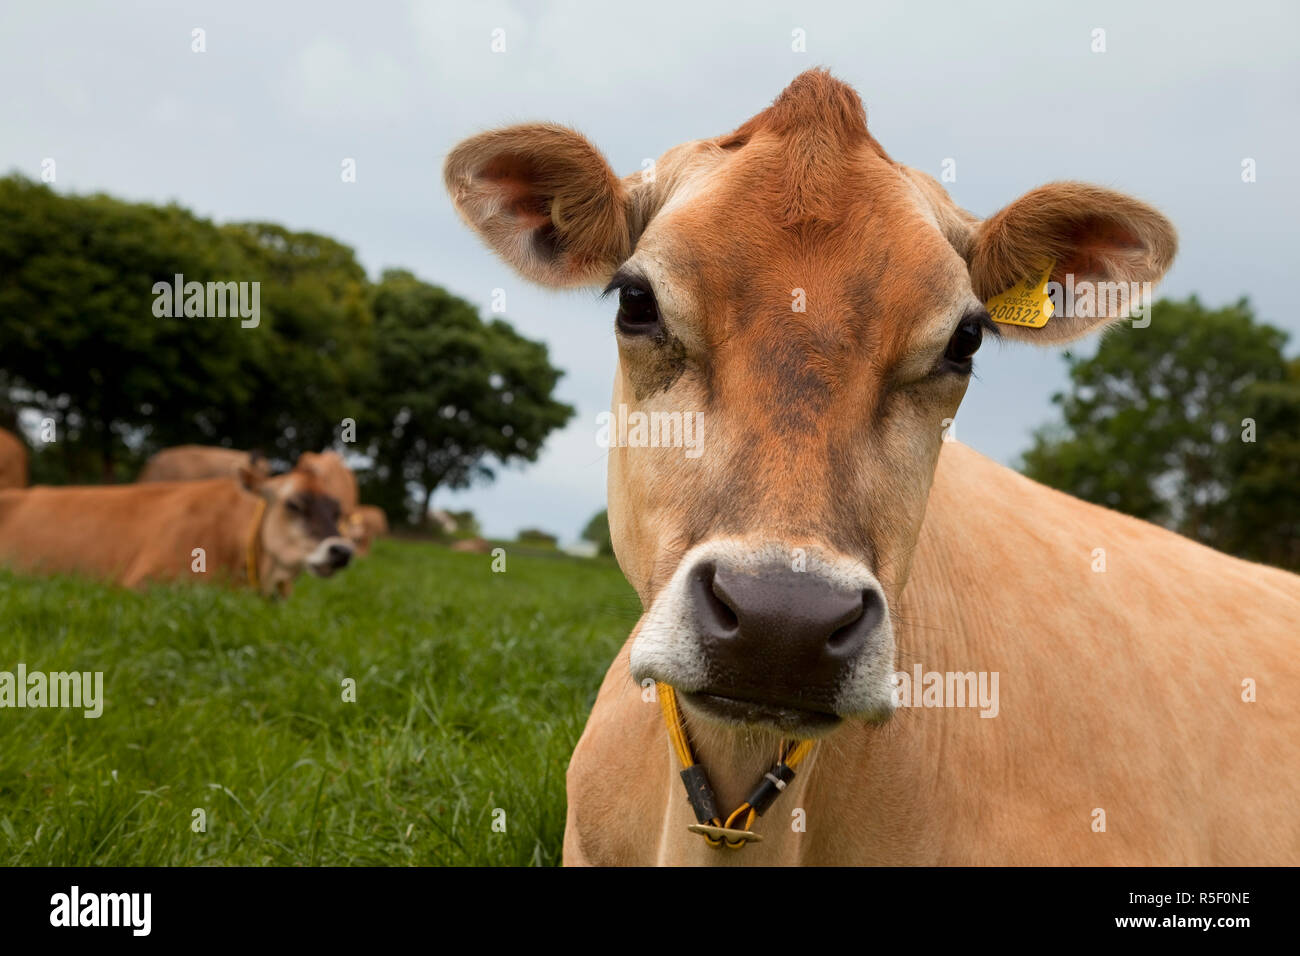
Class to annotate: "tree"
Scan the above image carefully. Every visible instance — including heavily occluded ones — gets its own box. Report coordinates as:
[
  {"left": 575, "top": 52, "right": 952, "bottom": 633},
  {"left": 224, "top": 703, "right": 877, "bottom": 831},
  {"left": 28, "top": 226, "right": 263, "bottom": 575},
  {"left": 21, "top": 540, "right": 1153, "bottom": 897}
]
[
  {"left": 444, "top": 510, "right": 481, "bottom": 538},
  {"left": 1020, "top": 297, "right": 1298, "bottom": 568},
  {"left": 581, "top": 509, "right": 613, "bottom": 556},
  {"left": 359, "top": 270, "right": 574, "bottom": 525},
  {"left": 1215, "top": 357, "right": 1300, "bottom": 568},
  {"left": 218, "top": 222, "right": 373, "bottom": 459},
  {"left": 0, "top": 179, "right": 572, "bottom": 514},
  {"left": 0, "top": 176, "right": 261, "bottom": 479},
  {"left": 0, "top": 175, "right": 373, "bottom": 480},
  {"left": 516, "top": 528, "right": 558, "bottom": 549}
]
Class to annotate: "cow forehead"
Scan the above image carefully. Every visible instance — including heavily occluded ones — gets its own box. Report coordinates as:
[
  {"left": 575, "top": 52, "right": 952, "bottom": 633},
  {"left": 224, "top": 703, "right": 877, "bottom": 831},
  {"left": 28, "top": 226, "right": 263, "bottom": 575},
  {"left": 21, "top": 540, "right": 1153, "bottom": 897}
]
[
  {"left": 628, "top": 73, "right": 971, "bottom": 354},
  {"left": 636, "top": 136, "right": 970, "bottom": 362},
  {"left": 276, "top": 469, "right": 330, "bottom": 500}
]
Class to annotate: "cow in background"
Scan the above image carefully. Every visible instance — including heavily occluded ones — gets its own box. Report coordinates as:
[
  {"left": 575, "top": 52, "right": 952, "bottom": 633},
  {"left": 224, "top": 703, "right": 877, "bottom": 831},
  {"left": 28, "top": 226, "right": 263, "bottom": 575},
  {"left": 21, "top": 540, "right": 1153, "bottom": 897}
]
[
  {"left": 0, "top": 427, "right": 27, "bottom": 489},
  {"left": 0, "top": 464, "right": 353, "bottom": 597},
  {"left": 140, "top": 444, "right": 270, "bottom": 484}
]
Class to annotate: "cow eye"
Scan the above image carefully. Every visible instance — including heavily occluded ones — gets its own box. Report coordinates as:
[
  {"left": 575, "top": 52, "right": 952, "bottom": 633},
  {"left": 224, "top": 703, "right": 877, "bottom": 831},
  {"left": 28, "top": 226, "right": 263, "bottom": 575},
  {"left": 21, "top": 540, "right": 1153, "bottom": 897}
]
[
  {"left": 284, "top": 498, "right": 305, "bottom": 515},
  {"left": 944, "top": 314, "right": 985, "bottom": 366},
  {"left": 615, "top": 283, "right": 660, "bottom": 336}
]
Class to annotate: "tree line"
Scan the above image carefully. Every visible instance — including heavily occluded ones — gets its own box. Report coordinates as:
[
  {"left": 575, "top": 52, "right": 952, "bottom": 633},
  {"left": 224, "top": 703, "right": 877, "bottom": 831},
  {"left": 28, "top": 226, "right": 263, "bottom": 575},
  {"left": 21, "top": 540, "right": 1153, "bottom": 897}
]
[
  {"left": 1021, "top": 297, "right": 1299, "bottom": 571},
  {"left": 0, "top": 174, "right": 573, "bottom": 525}
]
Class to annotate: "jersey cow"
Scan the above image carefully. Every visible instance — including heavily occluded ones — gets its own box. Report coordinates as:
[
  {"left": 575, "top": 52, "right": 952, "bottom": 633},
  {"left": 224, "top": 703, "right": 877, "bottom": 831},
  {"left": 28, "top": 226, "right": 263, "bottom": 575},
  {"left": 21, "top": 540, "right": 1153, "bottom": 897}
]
[
  {"left": 0, "top": 428, "right": 27, "bottom": 489},
  {"left": 0, "top": 464, "right": 353, "bottom": 597},
  {"left": 445, "top": 71, "right": 1300, "bottom": 865},
  {"left": 143, "top": 446, "right": 375, "bottom": 555}
]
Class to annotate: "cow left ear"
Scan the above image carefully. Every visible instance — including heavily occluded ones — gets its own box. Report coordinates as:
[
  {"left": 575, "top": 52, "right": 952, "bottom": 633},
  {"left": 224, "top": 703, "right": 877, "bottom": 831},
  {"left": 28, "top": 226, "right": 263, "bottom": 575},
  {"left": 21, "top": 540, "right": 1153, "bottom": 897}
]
[
  {"left": 238, "top": 465, "right": 273, "bottom": 499},
  {"left": 967, "top": 182, "right": 1177, "bottom": 344}
]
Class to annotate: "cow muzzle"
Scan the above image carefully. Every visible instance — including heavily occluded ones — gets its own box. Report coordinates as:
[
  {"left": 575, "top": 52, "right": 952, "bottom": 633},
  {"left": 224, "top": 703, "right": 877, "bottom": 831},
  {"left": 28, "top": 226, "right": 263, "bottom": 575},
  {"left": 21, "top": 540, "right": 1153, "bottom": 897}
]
[
  {"left": 307, "top": 536, "right": 354, "bottom": 576},
  {"left": 630, "top": 540, "right": 897, "bottom": 736}
]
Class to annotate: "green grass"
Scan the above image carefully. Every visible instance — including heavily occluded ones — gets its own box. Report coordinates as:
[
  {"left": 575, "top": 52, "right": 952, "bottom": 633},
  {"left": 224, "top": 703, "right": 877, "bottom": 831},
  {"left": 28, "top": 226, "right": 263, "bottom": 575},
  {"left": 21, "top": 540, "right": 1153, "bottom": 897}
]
[{"left": 0, "top": 540, "right": 639, "bottom": 865}]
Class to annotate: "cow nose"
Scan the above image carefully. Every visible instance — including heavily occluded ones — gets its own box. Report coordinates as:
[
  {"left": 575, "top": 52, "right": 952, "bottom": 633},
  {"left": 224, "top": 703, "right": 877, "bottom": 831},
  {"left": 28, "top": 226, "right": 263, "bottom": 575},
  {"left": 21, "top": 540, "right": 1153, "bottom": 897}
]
[
  {"left": 688, "top": 560, "right": 885, "bottom": 709},
  {"left": 328, "top": 543, "right": 352, "bottom": 569}
]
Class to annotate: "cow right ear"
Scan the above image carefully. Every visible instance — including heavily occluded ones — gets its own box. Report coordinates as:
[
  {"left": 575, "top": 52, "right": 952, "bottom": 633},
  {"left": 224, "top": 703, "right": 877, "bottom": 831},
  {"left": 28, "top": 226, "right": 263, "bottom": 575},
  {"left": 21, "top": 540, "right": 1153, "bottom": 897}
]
[{"left": 444, "top": 124, "right": 632, "bottom": 288}]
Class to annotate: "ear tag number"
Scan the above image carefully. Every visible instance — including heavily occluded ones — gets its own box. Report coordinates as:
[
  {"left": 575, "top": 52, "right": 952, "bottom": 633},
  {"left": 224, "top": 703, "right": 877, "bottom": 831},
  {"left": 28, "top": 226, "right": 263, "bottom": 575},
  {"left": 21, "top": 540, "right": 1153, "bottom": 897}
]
[{"left": 986, "top": 259, "right": 1056, "bottom": 328}]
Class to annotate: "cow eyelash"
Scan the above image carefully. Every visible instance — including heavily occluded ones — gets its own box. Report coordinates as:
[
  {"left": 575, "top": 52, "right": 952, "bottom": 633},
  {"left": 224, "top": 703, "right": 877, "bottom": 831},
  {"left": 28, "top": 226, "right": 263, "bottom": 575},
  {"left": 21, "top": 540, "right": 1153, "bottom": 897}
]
[
  {"left": 941, "top": 309, "right": 998, "bottom": 372},
  {"left": 600, "top": 268, "right": 648, "bottom": 299},
  {"left": 604, "top": 272, "right": 662, "bottom": 337}
]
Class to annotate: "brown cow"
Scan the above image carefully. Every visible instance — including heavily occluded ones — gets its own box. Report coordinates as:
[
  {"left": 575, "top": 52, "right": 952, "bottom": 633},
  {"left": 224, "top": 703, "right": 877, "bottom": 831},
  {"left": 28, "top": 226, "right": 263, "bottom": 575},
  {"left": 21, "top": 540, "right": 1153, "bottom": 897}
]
[
  {"left": 141, "top": 445, "right": 369, "bottom": 552},
  {"left": 0, "top": 465, "right": 353, "bottom": 597},
  {"left": 446, "top": 71, "right": 1300, "bottom": 865},
  {"left": 0, "top": 427, "right": 27, "bottom": 489},
  {"left": 140, "top": 445, "right": 270, "bottom": 484}
]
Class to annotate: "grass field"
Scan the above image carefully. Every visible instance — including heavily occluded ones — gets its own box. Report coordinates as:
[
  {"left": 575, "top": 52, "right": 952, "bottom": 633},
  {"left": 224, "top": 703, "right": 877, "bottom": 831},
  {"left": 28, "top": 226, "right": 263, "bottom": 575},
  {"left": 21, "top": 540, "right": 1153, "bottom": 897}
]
[{"left": 0, "top": 540, "right": 640, "bottom": 865}]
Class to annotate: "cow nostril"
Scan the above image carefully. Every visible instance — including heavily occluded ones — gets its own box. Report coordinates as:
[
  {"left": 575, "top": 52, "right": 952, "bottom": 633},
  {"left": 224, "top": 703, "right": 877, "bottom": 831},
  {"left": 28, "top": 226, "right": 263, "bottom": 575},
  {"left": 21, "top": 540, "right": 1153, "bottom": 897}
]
[
  {"left": 328, "top": 544, "right": 352, "bottom": 567},
  {"left": 691, "top": 562, "right": 739, "bottom": 634},
  {"left": 827, "top": 588, "right": 883, "bottom": 652}
]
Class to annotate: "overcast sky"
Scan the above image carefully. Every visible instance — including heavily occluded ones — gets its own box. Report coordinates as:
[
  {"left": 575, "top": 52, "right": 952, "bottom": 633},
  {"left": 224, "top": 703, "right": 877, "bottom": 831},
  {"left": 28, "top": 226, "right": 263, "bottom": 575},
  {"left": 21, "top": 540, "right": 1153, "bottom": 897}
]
[{"left": 3, "top": 0, "right": 1296, "bottom": 540}]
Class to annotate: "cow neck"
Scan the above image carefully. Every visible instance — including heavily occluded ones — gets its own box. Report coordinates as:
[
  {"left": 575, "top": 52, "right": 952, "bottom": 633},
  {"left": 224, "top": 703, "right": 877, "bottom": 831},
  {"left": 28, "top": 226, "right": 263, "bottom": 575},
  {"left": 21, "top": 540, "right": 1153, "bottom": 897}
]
[
  {"left": 657, "top": 681, "right": 813, "bottom": 851},
  {"left": 245, "top": 497, "right": 268, "bottom": 592}
]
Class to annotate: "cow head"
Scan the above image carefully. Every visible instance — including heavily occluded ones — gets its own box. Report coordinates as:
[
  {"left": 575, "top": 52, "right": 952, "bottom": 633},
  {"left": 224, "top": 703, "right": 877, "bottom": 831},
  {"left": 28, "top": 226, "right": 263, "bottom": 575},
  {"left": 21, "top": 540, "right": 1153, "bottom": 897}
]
[
  {"left": 446, "top": 71, "right": 1176, "bottom": 738},
  {"left": 239, "top": 464, "right": 354, "bottom": 594}
]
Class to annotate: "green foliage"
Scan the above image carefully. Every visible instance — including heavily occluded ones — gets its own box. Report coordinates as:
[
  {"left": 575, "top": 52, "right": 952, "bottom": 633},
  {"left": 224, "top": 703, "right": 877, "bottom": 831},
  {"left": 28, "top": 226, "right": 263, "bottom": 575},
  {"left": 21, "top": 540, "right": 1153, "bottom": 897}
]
[
  {"left": 516, "top": 528, "right": 558, "bottom": 549},
  {"left": 0, "top": 177, "right": 571, "bottom": 513},
  {"left": 0, "top": 175, "right": 264, "bottom": 480},
  {"left": 358, "top": 270, "right": 574, "bottom": 525},
  {"left": 1213, "top": 357, "right": 1300, "bottom": 567},
  {"left": 1020, "top": 297, "right": 1298, "bottom": 568},
  {"left": 0, "top": 541, "right": 639, "bottom": 865},
  {"left": 444, "top": 510, "right": 481, "bottom": 538},
  {"left": 581, "top": 509, "right": 613, "bottom": 556},
  {"left": 218, "top": 222, "right": 373, "bottom": 458}
]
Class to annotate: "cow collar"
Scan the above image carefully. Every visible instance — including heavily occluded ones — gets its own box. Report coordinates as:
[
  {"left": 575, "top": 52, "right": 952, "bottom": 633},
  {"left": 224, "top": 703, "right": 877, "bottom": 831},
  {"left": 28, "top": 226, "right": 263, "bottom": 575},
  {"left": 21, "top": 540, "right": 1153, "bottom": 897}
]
[
  {"left": 657, "top": 682, "right": 813, "bottom": 850},
  {"left": 245, "top": 497, "right": 268, "bottom": 592}
]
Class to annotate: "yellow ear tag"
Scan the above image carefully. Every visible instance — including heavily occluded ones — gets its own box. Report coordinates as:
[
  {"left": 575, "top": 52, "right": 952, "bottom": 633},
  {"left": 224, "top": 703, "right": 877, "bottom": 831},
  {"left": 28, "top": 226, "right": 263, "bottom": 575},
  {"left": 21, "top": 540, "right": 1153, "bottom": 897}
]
[{"left": 986, "top": 259, "right": 1056, "bottom": 328}]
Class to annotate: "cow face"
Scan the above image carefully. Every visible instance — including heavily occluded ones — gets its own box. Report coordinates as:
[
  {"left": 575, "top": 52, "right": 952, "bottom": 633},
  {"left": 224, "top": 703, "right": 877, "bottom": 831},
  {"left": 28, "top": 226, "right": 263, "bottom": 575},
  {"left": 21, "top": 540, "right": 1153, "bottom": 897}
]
[
  {"left": 239, "top": 465, "right": 354, "bottom": 594},
  {"left": 446, "top": 71, "right": 1176, "bottom": 737}
]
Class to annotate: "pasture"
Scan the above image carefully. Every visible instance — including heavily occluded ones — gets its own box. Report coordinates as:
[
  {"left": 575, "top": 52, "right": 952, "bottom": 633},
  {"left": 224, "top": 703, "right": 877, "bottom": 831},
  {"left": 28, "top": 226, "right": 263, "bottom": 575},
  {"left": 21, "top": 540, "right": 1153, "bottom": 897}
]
[{"left": 0, "top": 541, "right": 638, "bottom": 866}]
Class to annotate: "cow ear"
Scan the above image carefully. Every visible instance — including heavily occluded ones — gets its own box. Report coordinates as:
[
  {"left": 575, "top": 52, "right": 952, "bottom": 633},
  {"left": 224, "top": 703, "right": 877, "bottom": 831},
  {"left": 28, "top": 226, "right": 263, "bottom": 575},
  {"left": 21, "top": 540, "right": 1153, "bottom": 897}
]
[
  {"left": 968, "top": 183, "right": 1177, "bottom": 344},
  {"left": 238, "top": 465, "right": 270, "bottom": 497},
  {"left": 295, "top": 452, "right": 320, "bottom": 477},
  {"left": 444, "top": 124, "right": 632, "bottom": 287}
]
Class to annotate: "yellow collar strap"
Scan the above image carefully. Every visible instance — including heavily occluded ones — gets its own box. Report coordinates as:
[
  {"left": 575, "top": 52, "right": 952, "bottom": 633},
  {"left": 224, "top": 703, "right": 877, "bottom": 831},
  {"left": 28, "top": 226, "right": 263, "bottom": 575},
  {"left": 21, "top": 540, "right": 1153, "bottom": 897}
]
[
  {"left": 246, "top": 497, "right": 267, "bottom": 591},
  {"left": 657, "top": 681, "right": 813, "bottom": 850}
]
